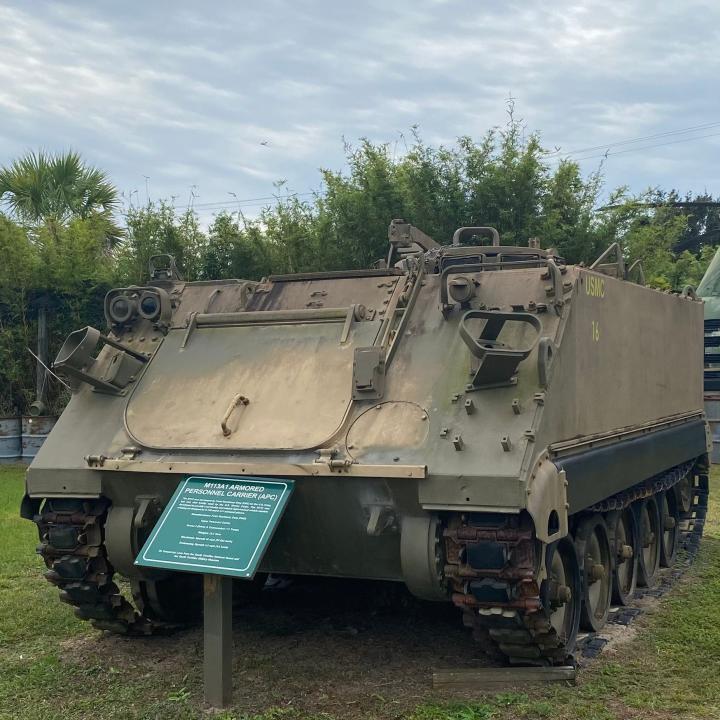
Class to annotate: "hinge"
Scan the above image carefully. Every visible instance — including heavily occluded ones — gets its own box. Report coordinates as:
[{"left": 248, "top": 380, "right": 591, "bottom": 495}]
[
  {"left": 120, "top": 445, "right": 142, "bottom": 459},
  {"left": 314, "top": 447, "right": 353, "bottom": 471}
]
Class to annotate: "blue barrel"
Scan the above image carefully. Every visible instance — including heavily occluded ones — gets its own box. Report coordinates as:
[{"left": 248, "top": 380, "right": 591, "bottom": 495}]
[
  {"left": 0, "top": 416, "right": 22, "bottom": 463},
  {"left": 704, "top": 395, "right": 720, "bottom": 464},
  {"left": 21, "top": 416, "right": 57, "bottom": 463}
]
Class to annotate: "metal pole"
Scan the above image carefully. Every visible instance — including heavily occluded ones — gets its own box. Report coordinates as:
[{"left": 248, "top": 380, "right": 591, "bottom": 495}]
[{"left": 203, "top": 574, "right": 233, "bottom": 708}]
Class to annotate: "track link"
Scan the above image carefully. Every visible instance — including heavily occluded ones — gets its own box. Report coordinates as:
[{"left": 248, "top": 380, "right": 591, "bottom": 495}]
[
  {"left": 34, "top": 497, "right": 175, "bottom": 636},
  {"left": 446, "top": 459, "right": 709, "bottom": 665}
]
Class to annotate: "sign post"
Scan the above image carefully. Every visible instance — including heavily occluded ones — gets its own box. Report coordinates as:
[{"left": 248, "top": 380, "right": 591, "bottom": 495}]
[
  {"left": 204, "top": 574, "right": 233, "bottom": 707},
  {"left": 136, "top": 476, "right": 294, "bottom": 709}
]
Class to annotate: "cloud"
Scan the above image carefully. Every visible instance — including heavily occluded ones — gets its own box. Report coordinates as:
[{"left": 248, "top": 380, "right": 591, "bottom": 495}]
[{"left": 0, "top": 0, "right": 718, "bottom": 226}]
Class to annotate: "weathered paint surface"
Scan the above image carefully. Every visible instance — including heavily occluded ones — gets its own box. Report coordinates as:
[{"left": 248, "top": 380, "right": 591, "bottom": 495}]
[
  {"left": 20, "top": 416, "right": 57, "bottom": 462},
  {"left": 126, "top": 320, "right": 382, "bottom": 450}
]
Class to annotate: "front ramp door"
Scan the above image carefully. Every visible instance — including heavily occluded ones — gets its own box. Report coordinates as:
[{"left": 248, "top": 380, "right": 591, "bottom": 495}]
[{"left": 125, "top": 319, "right": 381, "bottom": 451}]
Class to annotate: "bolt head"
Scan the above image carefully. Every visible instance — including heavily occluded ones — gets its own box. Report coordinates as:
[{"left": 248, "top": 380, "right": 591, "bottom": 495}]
[
  {"left": 618, "top": 544, "right": 633, "bottom": 560},
  {"left": 588, "top": 563, "right": 606, "bottom": 582}
]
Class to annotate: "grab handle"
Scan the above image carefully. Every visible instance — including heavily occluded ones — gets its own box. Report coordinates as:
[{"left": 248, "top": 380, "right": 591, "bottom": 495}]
[
  {"left": 459, "top": 310, "right": 541, "bottom": 389},
  {"left": 221, "top": 393, "right": 250, "bottom": 437},
  {"left": 452, "top": 227, "right": 500, "bottom": 246}
]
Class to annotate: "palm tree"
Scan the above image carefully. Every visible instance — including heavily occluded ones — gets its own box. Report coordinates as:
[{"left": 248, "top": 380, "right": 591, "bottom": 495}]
[{"left": 0, "top": 150, "right": 121, "bottom": 242}]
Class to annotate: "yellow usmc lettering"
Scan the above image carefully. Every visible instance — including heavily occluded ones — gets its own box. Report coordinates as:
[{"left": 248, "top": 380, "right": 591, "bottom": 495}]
[{"left": 586, "top": 275, "right": 605, "bottom": 298}]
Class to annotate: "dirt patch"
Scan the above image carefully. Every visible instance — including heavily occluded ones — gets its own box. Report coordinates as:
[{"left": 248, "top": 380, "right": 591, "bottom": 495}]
[
  {"left": 588, "top": 614, "right": 639, "bottom": 656},
  {"left": 60, "top": 577, "right": 492, "bottom": 717},
  {"left": 56, "top": 568, "right": 691, "bottom": 717}
]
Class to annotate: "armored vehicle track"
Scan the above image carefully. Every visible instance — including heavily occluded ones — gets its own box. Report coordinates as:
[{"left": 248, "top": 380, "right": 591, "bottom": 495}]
[
  {"left": 446, "top": 460, "right": 708, "bottom": 664},
  {"left": 35, "top": 497, "right": 197, "bottom": 636}
]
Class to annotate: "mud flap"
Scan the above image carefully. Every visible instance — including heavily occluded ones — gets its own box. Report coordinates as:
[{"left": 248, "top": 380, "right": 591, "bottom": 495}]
[{"left": 20, "top": 493, "right": 41, "bottom": 521}]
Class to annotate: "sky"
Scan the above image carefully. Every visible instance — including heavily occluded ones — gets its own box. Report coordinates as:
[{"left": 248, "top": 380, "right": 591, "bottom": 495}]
[{"left": 1, "top": 0, "right": 719, "bottom": 226}]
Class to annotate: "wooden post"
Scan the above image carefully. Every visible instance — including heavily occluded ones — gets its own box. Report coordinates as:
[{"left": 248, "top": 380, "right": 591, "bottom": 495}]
[
  {"left": 203, "top": 574, "right": 233, "bottom": 708},
  {"left": 433, "top": 665, "right": 576, "bottom": 691},
  {"left": 36, "top": 304, "right": 48, "bottom": 407}
]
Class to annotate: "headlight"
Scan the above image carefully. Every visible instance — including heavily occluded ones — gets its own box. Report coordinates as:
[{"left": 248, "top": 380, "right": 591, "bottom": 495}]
[
  {"left": 108, "top": 294, "right": 137, "bottom": 324},
  {"left": 104, "top": 286, "right": 171, "bottom": 328},
  {"left": 138, "top": 291, "right": 161, "bottom": 321}
]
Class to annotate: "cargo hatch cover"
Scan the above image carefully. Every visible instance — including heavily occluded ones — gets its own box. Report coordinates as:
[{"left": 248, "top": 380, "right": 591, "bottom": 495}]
[{"left": 125, "top": 318, "right": 382, "bottom": 451}]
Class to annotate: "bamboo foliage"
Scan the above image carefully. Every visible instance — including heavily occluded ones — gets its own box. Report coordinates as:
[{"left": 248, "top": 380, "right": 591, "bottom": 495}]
[{"left": 0, "top": 130, "right": 716, "bottom": 414}]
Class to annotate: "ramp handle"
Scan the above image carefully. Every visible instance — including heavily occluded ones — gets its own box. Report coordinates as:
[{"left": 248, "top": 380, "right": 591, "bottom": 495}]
[{"left": 221, "top": 393, "right": 250, "bottom": 437}]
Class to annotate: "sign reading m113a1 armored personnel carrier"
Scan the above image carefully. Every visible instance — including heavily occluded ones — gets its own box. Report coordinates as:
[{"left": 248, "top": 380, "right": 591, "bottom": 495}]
[{"left": 135, "top": 476, "right": 293, "bottom": 578}]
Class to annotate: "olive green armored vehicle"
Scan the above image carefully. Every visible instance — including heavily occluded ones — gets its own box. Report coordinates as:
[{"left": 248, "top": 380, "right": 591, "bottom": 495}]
[{"left": 22, "top": 221, "right": 709, "bottom": 664}]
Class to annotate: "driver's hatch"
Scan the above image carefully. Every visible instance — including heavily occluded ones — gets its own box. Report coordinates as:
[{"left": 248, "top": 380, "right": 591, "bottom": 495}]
[{"left": 125, "top": 273, "right": 400, "bottom": 451}]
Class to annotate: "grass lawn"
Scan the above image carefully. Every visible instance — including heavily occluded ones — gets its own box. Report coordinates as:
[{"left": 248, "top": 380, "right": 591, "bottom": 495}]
[{"left": 0, "top": 464, "right": 719, "bottom": 720}]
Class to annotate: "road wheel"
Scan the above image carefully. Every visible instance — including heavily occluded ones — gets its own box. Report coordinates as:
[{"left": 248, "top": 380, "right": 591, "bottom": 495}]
[
  {"left": 676, "top": 474, "right": 693, "bottom": 514},
  {"left": 132, "top": 573, "right": 203, "bottom": 624},
  {"left": 541, "top": 537, "right": 581, "bottom": 657},
  {"left": 575, "top": 514, "right": 612, "bottom": 632},
  {"left": 660, "top": 489, "right": 680, "bottom": 567},
  {"left": 637, "top": 496, "right": 661, "bottom": 587},
  {"left": 606, "top": 507, "right": 638, "bottom": 605}
]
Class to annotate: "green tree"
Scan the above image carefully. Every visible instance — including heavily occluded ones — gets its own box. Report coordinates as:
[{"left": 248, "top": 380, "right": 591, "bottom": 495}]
[
  {"left": 315, "top": 115, "right": 606, "bottom": 267},
  {"left": 595, "top": 191, "right": 695, "bottom": 290},
  {"left": 0, "top": 150, "right": 121, "bottom": 245},
  {"left": 116, "top": 202, "right": 207, "bottom": 283},
  {"left": 664, "top": 191, "right": 720, "bottom": 253},
  {"left": 0, "top": 213, "right": 40, "bottom": 413},
  {"left": 200, "top": 212, "right": 274, "bottom": 280},
  {"left": 318, "top": 139, "right": 404, "bottom": 268},
  {"left": 540, "top": 160, "right": 604, "bottom": 262},
  {"left": 0, "top": 211, "right": 112, "bottom": 414}
]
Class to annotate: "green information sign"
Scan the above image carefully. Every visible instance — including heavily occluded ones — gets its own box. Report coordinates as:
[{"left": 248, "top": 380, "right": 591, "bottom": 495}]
[{"left": 135, "top": 476, "right": 293, "bottom": 579}]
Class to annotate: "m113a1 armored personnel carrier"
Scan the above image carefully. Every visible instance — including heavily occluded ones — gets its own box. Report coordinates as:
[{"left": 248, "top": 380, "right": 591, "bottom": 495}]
[{"left": 22, "top": 221, "right": 709, "bottom": 664}]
